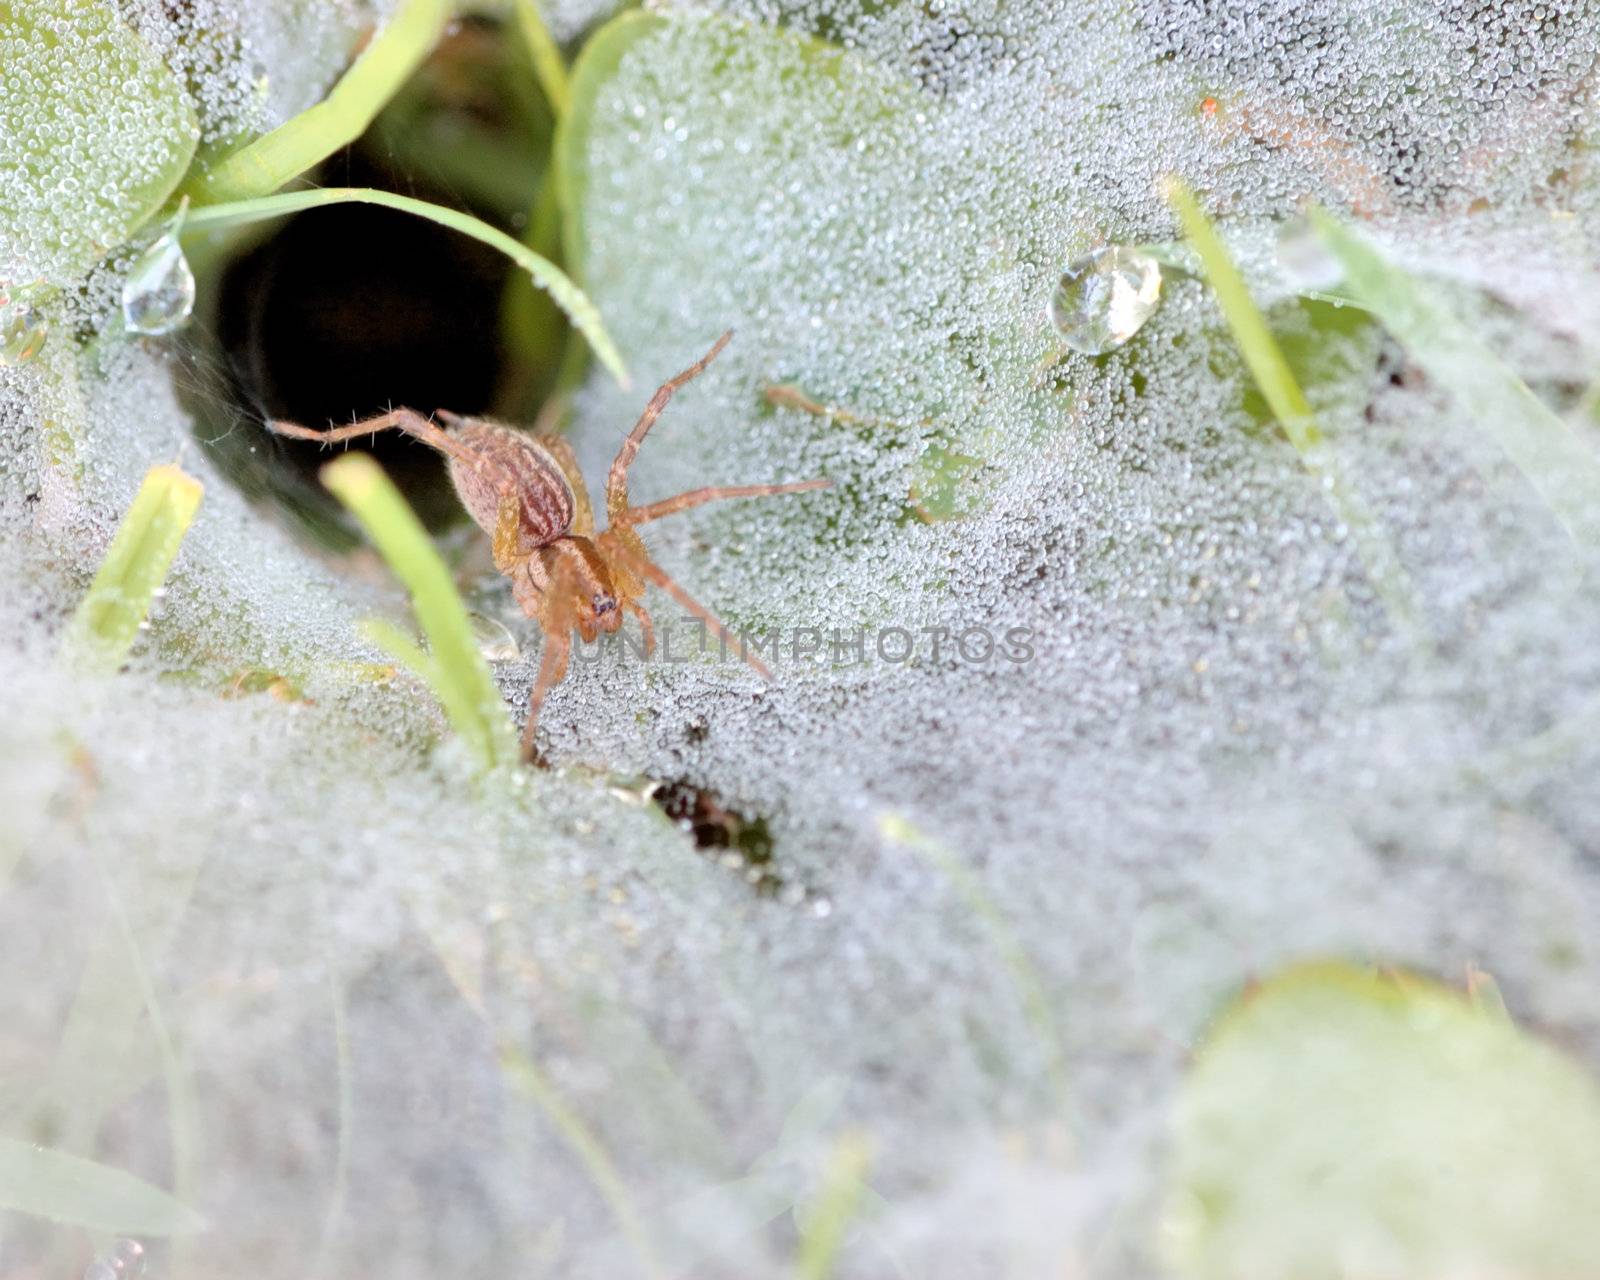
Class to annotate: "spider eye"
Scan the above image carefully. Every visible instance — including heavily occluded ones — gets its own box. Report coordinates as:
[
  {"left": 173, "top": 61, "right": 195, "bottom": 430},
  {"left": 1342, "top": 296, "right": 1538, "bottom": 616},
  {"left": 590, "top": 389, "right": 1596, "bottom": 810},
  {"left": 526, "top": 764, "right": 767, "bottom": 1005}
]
[{"left": 593, "top": 594, "right": 618, "bottom": 616}]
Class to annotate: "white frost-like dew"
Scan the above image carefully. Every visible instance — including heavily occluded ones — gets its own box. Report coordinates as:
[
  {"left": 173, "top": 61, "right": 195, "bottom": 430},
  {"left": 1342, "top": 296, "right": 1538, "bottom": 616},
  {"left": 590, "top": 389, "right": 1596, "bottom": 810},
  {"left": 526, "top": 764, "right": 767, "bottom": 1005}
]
[{"left": 3, "top": 0, "right": 1600, "bottom": 1277}]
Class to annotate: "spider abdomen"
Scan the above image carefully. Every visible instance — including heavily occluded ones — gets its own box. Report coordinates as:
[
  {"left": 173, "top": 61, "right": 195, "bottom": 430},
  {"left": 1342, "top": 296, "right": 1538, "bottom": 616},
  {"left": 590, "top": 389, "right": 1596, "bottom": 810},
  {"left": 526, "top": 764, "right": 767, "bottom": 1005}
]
[{"left": 447, "top": 420, "right": 575, "bottom": 548}]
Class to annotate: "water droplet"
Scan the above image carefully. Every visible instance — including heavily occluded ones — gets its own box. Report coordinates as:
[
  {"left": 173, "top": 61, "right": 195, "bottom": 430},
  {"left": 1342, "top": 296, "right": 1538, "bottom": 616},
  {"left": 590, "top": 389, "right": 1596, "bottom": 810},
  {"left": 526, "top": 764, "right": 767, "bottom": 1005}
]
[
  {"left": 82, "top": 1263, "right": 118, "bottom": 1280},
  {"left": 0, "top": 282, "right": 50, "bottom": 366},
  {"left": 110, "top": 1239, "right": 146, "bottom": 1280},
  {"left": 469, "top": 612, "right": 521, "bottom": 662},
  {"left": 121, "top": 231, "right": 196, "bottom": 335},
  {"left": 1276, "top": 218, "right": 1344, "bottom": 290},
  {"left": 1049, "top": 246, "right": 1163, "bottom": 355}
]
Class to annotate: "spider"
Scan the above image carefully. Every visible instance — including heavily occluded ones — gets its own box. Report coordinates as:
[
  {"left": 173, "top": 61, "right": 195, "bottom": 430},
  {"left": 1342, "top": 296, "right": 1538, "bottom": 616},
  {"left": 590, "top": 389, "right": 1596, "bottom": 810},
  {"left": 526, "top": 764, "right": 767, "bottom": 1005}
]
[{"left": 268, "top": 331, "right": 829, "bottom": 762}]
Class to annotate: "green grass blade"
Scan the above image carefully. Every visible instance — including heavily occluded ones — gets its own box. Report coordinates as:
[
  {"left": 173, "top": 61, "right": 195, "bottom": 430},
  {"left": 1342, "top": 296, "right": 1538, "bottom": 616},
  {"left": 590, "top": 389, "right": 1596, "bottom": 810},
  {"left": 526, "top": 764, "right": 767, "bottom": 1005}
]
[
  {"left": 1310, "top": 210, "right": 1600, "bottom": 546},
  {"left": 1164, "top": 179, "right": 1319, "bottom": 451},
  {"left": 183, "top": 0, "right": 452, "bottom": 205},
  {"left": 514, "top": 0, "right": 571, "bottom": 116},
  {"left": 0, "top": 1137, "right": 205, "bottom": 1235},
  {"left": 181, "top": 187, "right": 629, "bottom": 386},
  {"left": 360, "top": 616, "right": 438, "bottom": 689},
  {"left": 63, "top": 463, "right": 203, "bottom": 674},
  {"left": 1164, "top": 178, "right": 1420, "bottom": 631},
  {"left": 88, "top": 845, "right": 201, "bottom": 1273},
  {"left": 498, "top": 1041, "right": 666, "bottom": 1280},
  {"left": 794, "top": 1132, "right": 874, "bottom": 1280},
  {"left": 878, "top": 812, "right": 1068, "bottom": 1099},
  {"left": 320, "top": 454, "right": 516, "bottom": 772}
]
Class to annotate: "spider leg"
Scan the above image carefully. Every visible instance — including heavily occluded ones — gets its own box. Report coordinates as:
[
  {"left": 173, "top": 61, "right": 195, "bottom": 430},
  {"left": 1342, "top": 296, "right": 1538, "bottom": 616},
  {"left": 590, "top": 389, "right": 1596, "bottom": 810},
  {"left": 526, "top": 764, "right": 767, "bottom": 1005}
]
[
  {"left": 606, "top": 330, "right": 733, "bottom": 521},
  {"left": 492, "top": 491, "right": 535, "bottom": 574},
  {"left": 521, "top": 555, "right": 577, "bottom": 763},
  {"left": 522, "top": 625, "right": 571, "bottom": 764},
  {"left": 621, "top": 479, "right": 831, "bottom": 527},
  {"left": 267, "top": 407, "right": 478, "bottom": 466},
  {"left": 609, "top": 541, "right": 771, "bottom": 679},
  {"left": 625, "top": 599, "right": 656, "bottom": 657}
]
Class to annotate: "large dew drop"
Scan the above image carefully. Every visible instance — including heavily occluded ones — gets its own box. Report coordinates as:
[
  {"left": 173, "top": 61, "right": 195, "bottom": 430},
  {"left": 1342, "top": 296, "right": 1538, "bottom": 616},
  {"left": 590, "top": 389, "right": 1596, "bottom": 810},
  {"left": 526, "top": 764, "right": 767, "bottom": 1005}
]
[
  {"left": 468, "top": 611, "right": 522, "bottom": 662},
  {"left": 121, "top": 230, "right": 197, "bottom": 336},
  {"left": 0, "top": 282, "right": 49, "bottom": 366},
  {"left": 1049, "top": 245, "right": 1163, "bottom": 355}
]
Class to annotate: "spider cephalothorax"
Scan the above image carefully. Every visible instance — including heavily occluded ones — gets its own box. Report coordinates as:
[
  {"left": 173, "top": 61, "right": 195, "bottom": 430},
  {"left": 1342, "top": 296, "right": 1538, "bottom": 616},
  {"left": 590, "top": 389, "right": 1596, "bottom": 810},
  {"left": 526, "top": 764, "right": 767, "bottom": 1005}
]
[{"left": 269, "top": 331, "right": 828, "bottom": 761}]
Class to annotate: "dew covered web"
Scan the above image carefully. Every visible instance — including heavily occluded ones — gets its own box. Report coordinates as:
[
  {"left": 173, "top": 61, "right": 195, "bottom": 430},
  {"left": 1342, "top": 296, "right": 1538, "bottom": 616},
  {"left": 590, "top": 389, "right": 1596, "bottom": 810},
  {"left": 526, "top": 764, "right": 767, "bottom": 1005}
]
[{"left": 4, "top": 0, "right": 1600, "bottom": 1277}]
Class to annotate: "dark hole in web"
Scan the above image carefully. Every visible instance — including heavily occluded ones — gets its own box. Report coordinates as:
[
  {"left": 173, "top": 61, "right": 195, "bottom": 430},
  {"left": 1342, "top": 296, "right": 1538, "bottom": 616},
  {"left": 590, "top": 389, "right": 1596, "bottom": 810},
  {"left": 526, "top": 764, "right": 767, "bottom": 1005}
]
[
  {"left": 652, "top": 780, "right": 792, "bottom": 898},
  {"left": 189, "top": 15, "right": 554, "bottom": 539},
  {"left": 213, "top": 153, "right": 511, "bottom": 530}
]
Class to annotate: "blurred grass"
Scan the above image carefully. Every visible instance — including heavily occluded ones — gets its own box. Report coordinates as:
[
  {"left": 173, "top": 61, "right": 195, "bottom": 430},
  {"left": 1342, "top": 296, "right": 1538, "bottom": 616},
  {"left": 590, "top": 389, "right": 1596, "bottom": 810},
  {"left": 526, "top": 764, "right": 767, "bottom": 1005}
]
[
  {"left": 498, "top": 0, "right": 579, "bottom": 416},
  {"left": 878, "top": 812, "right": 1067, "bottom": 1098},
  {"left": 795, "top": 1132, "right": 874, "bottom": 1280},
  {"left": 0, "top": 1138, "right": 204, "bottom": 1236},
  {"left": 514, "top": 0, "right": 571, "bottom": 116},
  {"left": 1310, "top": 210, "right": 1600, "bottom": 547},
  {"left": 62, "top": 463, "right": 203, "bottom": 675},
  {"left": 321, "top": 453, "right": 518, "bottom": 772},
  {"left": 498, "top": 1041, "right": 667, "bottom": 1280}
]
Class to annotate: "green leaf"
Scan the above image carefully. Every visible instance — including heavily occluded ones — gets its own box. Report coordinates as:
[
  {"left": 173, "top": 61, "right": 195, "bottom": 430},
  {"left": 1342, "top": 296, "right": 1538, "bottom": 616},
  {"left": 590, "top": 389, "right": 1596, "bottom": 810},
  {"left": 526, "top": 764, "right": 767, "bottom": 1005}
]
[
  {"left": 320, "top": 453, "right": 517, "bottom": 772},
  {"left": 62, "top": 463, "right": 203, "bottom": 674},
  {"left": 181, "top": 187, "right": 628, "bottom": 387},
  {"left": 0, "top": 0, "right": 198, "bottom": 283},
  {"left": 554, "top": 12, "right": 667, "bottom": 288},
  {"left": 557, "top": 12, "right": 909, "bottom": 286},
  {"left": 1311, "top": 210, "right": 1600, "bottom": 546},
  {"left": 184, "top": 0, "right": 452, "bottom": 205},
  {"left": 0, "top": 1137, "right": 205, "bottom": 1235},
  {"left": 1165, "top": 962, "right": 1600, "bottom": 1280}
]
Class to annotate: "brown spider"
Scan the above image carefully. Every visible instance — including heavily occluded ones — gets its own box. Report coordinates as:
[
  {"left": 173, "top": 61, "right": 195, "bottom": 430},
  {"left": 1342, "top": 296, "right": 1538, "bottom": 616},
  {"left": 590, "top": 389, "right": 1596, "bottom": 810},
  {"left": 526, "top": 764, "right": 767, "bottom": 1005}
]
[{"left": 268, "top": 331, "right": 829, "bottom": 762}]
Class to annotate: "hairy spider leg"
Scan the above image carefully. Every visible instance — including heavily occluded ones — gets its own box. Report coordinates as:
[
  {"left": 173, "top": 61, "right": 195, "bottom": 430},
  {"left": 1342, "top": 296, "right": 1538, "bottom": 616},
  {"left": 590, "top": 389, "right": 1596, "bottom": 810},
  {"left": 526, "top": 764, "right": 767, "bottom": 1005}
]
[
  {"left": 622, "top": 479, "right": 831, "bottom": 527},
  {"left": 624, "top": 599, "right": 656, "bottom": 657},
  {"left": 267, "top": 408, "right": 479, "bottom": 467},
  {"left": 523, "top": 550, "right": 577, "bottom": 763},
  {"left": 602, "top": 534, "right": 774, "bottom": 679},
  {"left": 606, "top": 329, "right": 734, "bottom": 521}
]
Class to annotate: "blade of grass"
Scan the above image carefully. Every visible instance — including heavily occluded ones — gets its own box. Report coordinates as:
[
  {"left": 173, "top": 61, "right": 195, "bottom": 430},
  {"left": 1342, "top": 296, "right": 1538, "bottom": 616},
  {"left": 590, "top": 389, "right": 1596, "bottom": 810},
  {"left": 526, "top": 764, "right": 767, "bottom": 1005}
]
[
  {"left": 878, "top": 813, "right": 1068, "bottom": 1100},
  {"left": 183, "top": 0, "right": 453, "bottom": 205},
  {"left": 494, "top": 0, "right": 572, "bottom": 415},
  {"left": 497, "top": 155, "right": 575, "bottom": 418},
  {"left": 1164, "top": 181, "right": 1320, "bottom": 450},
  {"left": 497, "top": 1041, "right": 667, "bottom": 1280},
  {"left": 360, "top": 617, "right": 438, "bottom": 692},
  {"left": 62, "top": 463, "right": 203, "bottom": 674},
  {"left": 0, "top": 1138, "right": 204, "bottom": 1235},
  {"left": 87, "top": 844, "right": 201, "bottom": 1274},
  {"left": 320, "top": 454, "right": 517, "bottom": 772},
  {"left": 514, "top": 0, "right": 571, "bottom": 116},
  {"left": 181, "top": 188, "right": 628, "bottom": 386},
  {"left": 794, "top": 1132, "right": 874, "bottom": 1280},
  {"left": 306, "top": 952, "right": 353, "bottom": 1280},
  {"left": 1163, "top": 178, "right": 1420, "bottom": 632},
  {"left": 1309, "top": 210, "right": 1600, "bottom": 546}
]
